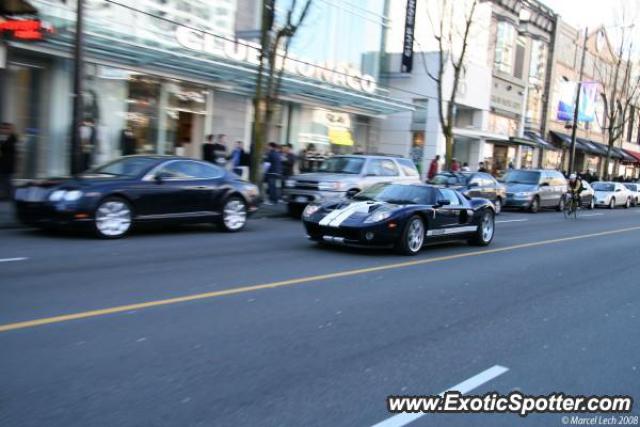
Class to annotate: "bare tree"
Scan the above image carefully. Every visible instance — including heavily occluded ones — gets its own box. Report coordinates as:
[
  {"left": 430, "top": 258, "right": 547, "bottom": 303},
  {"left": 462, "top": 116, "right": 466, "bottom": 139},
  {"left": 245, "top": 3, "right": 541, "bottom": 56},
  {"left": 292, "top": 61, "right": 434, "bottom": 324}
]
[
  {"left": 423, "top": 0, "right": 479, "bottom": 169},
  {"left": 250, "top": 0, "right": 313, "bottom": 185},
  {"left": 594, "top": 16, "right": 640, "bottom": 178}
]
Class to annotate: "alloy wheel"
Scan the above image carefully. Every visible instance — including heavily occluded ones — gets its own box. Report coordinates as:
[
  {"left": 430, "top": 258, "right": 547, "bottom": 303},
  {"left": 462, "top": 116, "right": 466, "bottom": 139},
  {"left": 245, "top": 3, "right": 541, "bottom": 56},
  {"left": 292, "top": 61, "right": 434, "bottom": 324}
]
[
  {"left": 481, "top": 211, "right": 495, "bottom": 243},
  {"left": 407, "top": 218, "right": 425, "bottom": 253},
  {"left": 222, "top": 198, "right": 247, "bottom": 231},
  {"left": 95, "top": 200, "right": 132, "bottom": 238}
]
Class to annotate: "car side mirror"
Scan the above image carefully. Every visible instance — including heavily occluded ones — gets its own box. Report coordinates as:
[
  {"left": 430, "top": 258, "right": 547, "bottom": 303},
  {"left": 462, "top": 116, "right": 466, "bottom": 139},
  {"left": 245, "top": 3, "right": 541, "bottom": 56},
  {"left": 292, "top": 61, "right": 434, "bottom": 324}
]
[
  {"left": 154, "top": 172, "right": 171, "bottom": 183},
  {"left": 435, "top": 199, "right": 451, "bottom": 207}
]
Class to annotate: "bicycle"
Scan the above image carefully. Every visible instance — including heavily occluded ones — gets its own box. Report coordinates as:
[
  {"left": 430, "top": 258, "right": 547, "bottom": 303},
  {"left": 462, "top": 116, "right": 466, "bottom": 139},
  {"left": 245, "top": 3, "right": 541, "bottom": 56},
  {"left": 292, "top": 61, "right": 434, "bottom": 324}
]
[{"left": 562, "top": 192, "right": 579, "bottom": 219}]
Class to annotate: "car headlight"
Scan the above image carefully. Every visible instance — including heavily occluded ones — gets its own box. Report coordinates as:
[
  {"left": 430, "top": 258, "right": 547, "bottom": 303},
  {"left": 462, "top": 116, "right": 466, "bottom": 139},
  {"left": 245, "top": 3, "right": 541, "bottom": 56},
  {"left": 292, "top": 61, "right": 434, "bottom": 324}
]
[
  {"left": 63, "top": 190, "right": 83, "bottom": 201},
  {"left": 364, "top": 209, "right": 392, "bottom": 223},
  {"left": 285, "top": 179, "right": 296, "bottom": 188},
  {"left": 303, "top": 204, "right": 320, "bottom": 218},
  {"left": 49, "top": 190, "right": 66, "bottom": 202},
  {"left": 514, "top": 192, "right": 533, "bottom": 198},
  {"left": 318, "top": 181, "right": 347, "bottom": 191}
]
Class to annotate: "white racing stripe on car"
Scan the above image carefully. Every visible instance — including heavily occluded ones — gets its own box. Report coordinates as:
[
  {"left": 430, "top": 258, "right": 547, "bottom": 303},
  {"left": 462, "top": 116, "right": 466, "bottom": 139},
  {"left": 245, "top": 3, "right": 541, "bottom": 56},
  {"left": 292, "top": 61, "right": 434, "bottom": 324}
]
[
  {"left": 319, "top": 202, "right": 379, "bottom": 228},
  {"left": 427, "top": 225, "right": 478, "bottom": 237}
]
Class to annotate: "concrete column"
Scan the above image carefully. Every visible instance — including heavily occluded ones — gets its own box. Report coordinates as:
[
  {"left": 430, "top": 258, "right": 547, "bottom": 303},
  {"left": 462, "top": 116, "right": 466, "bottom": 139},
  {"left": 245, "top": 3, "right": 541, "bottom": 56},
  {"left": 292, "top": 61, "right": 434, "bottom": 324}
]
[{"left": 156, "top": 83, "right": 168, "bottom": 155}]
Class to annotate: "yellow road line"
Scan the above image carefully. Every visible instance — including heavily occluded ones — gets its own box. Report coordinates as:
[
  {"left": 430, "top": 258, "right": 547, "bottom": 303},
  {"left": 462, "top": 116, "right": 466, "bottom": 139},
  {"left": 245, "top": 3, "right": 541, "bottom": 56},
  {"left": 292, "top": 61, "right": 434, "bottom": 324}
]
[{"left": 1, "top": 225, "right": 639, "bottom": 333}]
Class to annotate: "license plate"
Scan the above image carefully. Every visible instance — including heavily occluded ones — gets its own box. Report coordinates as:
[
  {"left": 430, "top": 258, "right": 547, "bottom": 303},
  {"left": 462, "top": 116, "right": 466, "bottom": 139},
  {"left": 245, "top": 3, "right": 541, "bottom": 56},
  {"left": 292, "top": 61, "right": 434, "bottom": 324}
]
[{"left": 295, "top": 196, "right": 308, "bottom": 203}]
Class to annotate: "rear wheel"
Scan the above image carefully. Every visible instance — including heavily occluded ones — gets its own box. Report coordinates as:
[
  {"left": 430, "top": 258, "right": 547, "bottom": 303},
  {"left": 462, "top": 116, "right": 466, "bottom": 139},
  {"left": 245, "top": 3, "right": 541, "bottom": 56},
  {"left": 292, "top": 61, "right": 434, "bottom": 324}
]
[
  {"left": 469, "top": 209, "right": 495, "bottom": 246},
  {"left": 557, "top": 196, "right": 565, "bottom": 212},
  {"left": 529, "top": 196, "right": 540, "bottom": 213},
  {"left": 220, "top": 196, "right": 247, "bottom": 232},
  {"left": 94, "top": 197, "right": 132, "bottom": 239},
  {"left": 395, "top": 216, "right": 425, "bottom": 256}
]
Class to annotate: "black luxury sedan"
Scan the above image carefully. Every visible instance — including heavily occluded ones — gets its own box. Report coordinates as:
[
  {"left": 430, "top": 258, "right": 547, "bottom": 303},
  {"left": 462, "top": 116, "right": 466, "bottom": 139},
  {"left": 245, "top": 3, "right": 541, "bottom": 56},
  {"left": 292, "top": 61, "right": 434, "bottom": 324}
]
[
  {"left": 14, "top": 156, "right": 260, "bottom": 238},
  {"left": 429, "top": 172, "right": 507, "bottom": 214},
  {"left": 302, "top": 183, "right": 496, "bottom": 255}
]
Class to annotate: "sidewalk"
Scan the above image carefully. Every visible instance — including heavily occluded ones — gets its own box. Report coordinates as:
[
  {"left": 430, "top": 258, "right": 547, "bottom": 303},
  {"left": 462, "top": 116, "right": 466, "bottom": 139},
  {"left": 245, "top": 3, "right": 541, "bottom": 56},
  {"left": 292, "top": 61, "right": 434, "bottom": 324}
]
[{"left": 0, "top": 200, "right": 288, "bottom": 230}]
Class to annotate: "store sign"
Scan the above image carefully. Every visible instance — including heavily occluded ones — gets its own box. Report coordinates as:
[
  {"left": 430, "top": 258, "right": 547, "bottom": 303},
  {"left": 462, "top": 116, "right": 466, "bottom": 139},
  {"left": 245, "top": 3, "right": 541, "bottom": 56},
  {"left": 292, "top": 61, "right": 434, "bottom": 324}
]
[
  {"left": 0, "top": 19, "right": 53, "bottom": 41},
  {"left": 401, "top": 0, "right": 416, "bottom": 73},
  {"left": 175, "top": 26, "right": 378, "bottom": 94}
]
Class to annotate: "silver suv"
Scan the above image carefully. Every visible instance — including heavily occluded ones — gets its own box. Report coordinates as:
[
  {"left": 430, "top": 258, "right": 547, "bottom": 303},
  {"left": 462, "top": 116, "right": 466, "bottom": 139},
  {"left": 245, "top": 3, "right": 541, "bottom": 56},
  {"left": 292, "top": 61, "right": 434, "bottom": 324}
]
[{"left": 283, "top": 155, "right": 421, "bottom": 215}]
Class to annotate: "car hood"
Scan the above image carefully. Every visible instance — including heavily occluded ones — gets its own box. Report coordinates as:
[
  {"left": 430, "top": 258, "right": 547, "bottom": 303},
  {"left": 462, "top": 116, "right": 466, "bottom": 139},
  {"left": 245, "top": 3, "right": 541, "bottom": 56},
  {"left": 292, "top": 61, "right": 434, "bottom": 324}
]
[
  {"left": 23, "top": 174, "right": 132, "bottom": 189},
  {"left": 291, "top": 172, "right": 359, "bottom": 182},
  {"left": 505, "top": 183, "right": 538, "bottom": 193}
]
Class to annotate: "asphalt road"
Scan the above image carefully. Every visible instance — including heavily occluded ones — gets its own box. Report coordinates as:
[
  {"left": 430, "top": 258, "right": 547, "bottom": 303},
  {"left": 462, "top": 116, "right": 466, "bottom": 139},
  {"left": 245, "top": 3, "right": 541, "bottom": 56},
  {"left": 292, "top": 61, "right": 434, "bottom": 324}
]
[{"left": 1, "top": 206, "right": 639, "bottom": 427}]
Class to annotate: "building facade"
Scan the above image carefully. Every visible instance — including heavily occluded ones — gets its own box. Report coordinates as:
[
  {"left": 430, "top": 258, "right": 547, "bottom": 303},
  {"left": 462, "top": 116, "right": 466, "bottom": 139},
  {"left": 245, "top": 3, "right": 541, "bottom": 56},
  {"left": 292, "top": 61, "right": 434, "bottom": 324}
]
[{"left": 0, "top": 0, "right": 409, "bottom": 178}]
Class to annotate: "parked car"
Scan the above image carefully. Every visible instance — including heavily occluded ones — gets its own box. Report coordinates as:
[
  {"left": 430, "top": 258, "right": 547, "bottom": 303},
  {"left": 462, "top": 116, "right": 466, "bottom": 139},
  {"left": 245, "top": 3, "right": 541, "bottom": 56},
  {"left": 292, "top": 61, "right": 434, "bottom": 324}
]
[
  {"left": 429, "top": 172, "right": 507, "bottom": 214},
  {"left": 592, "top": 181, "right": 634, "bottom": 209},
  {"left": 579, "top": 180, "right": 596, "bottom": 210},
  {"left": 283, "top": 155, "right": 421, "bottom": 216},
  {"left": 14, "top": 156, "right": 260, "bottom": 238},
  {"left": 623, "top": 183, "right": 640, "bottom": 206},
  {"left": 503, "top": 169, "right": 567, "bottom": 213},
  {"left": 302, "top": 182, "right": 496, "bottom": 255}
]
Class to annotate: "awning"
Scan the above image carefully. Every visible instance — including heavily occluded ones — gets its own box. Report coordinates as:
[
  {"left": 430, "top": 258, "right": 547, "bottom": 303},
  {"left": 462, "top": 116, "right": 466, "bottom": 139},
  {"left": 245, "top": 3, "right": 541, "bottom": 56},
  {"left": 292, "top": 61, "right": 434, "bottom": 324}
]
[
  {"left": 524, "top": 131, "right": 559, "bottom": 150},
  {"left": 623, "top": 149, "right": 640, "bottom": 163},
  {"left": 454, "top": 128, "right": 509, "bottom": 141},
  {"left": 0, "top": 0, "right": 37, "bottom": 15},
  {"left": 9, "top": 4, "right": 413, "bottom": 117},
  {"left": 614, "top": 147, "right": 638, "bottom": 163},
  {"left": 549, "top": 131, "right": 624, "bottom": 159}
]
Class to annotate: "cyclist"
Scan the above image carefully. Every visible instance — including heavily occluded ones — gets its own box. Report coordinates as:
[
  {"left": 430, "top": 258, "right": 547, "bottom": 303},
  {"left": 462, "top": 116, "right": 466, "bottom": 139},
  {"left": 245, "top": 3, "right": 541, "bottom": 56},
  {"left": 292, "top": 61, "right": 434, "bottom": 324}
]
[{"left": 567, "top": 173, "right": 584, "bottom": 210}]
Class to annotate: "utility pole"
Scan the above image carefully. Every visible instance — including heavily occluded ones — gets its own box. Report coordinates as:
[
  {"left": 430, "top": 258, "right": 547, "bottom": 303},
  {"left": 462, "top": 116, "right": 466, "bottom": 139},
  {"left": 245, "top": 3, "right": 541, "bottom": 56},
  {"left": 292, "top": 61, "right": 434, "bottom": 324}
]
[
  {"left": 568, "top": 27, "right": 588, "bottom": 175},
  {"left": 70, "top": 0, "right": 85, "bottom": 175}
]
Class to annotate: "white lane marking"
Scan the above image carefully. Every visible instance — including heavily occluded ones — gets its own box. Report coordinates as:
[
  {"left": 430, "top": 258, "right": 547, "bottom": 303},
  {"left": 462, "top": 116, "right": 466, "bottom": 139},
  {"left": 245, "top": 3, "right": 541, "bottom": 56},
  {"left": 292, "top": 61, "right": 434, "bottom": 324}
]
[
  {"left": 580, "top": 213, "right": 604, "bottom": 217},
  {"left": 496, "top": 219, "right": 528, "bottom": 224},
  {"left": 370, "top": 365, "right": 509, "bottom": 427},
  {"left": 0, "top": 257, "right": 28, "bottom": 263}
]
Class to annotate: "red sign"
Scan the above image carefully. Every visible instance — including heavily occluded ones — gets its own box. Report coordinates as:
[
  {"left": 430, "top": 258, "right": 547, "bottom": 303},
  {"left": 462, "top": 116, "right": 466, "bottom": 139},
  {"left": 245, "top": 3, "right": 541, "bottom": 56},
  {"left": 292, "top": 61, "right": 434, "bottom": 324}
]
[{"left": 0, "top": 19, "right": 53, "bottom": 41}]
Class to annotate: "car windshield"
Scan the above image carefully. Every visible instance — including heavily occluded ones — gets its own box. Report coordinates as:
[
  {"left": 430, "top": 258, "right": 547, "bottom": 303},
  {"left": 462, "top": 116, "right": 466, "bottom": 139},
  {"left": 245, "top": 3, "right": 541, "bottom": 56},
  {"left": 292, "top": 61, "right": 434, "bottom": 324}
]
[
  {"left": 503, "top": 171, "right": 541, "bottom": 185},
  {"left": 318, "top": 157, "right": 365, "bottom": 174},
  {"left": 429, "top": 173, "right": 466, "bottom": 186},
  {"left": 89, "top": 157, "right": 158, "bottom": 178},
  {"left": 593, "top": 183, "right": 615, "bottom": 192},
  {"left": 352, "top": 184, "right": 436, "bottom": 205}
]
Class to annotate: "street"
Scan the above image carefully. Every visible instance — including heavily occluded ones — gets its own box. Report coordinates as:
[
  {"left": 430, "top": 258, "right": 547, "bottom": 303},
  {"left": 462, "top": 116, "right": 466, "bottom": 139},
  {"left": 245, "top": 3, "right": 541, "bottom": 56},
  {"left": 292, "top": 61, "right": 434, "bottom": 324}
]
[{"left": 1, "top": 208, "right": 640, "bottom": 427}]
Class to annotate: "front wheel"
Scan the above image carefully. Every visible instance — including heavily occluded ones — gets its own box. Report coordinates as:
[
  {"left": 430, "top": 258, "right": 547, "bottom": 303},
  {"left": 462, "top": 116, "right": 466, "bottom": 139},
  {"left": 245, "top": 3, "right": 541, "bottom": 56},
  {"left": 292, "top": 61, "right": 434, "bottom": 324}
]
[
  {"left": 220, "top": 196, "right": 247, "bottom": 232},
  {"left": 395, "top": 216, "right": 425, "bottom": 256},
  {"left": 609, "top": 198, "right": 616, "bottom": 209},
  {"left": 529, "top": 196, "right": 540, "bottom": 213},
  {"left": 469, "top": 209, "right": 495, "bottom": 246},
  {"left": 94, "top": 197, "right": 133, "bottom": 239},
  {"left": 588, "top": 198, "right": 595, "bottom": 210},
  {"left": 557, "top": 196, "right": 565, "bottom": 212},
  {"left": 494, "top": 197, "right": 502, "bottom": 215},
  {"left": 625, "top": 198, "right": 631, "bottom": 209}
]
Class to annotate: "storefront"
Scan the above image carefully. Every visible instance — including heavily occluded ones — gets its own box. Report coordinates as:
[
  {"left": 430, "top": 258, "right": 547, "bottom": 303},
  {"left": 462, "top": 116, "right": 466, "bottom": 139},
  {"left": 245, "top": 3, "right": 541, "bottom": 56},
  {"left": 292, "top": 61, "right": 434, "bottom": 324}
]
[{"left": 1, "top": 1, "right": 411, "bottom": 178}]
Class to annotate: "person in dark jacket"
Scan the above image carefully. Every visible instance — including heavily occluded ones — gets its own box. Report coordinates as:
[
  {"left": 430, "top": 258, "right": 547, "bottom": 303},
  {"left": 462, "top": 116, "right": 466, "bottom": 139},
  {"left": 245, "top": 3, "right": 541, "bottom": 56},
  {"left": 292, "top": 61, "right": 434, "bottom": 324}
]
[
  {"left": 0, "top": 123, "right": 18, "bottom": 200},
  {"left": 264, "top": 142, "right": 282, "bottom": 204},
  {"left": 228, "top": 141, "right": 247, "bottom": 176},
  {"left": 281, "top": 143, "right": 296, "bottom": 178},
  {"left": 120, "top": 128, "right": 136, "bottom": 156},
  {"left": 202, "top": 134, "right": 216, "bottom": 163}
]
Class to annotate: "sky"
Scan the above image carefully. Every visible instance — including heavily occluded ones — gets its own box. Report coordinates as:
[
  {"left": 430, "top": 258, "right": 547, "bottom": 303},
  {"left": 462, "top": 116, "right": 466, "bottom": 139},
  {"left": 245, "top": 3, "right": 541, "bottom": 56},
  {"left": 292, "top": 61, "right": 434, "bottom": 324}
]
[{"left": 540, "top": 0, "right": 639, "bottom": 29}]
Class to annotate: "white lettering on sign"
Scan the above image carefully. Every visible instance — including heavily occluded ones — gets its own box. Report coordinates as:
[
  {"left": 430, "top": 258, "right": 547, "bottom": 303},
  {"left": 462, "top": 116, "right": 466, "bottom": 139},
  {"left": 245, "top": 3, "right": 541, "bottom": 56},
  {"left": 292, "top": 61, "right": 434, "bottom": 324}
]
[{"left": 175, "top": 26, "right": 378, "bottom": 94}]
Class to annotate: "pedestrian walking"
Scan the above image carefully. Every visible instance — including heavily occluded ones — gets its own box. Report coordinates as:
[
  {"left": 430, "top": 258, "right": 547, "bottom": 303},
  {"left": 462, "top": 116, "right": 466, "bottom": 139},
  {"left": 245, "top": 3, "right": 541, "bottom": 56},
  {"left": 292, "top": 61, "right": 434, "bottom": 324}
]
[
  {"left": 0, "top": 122, "right": 18, "bottom": 200},
  {"left": 281, "top": 143, "right": 296, "bottom": 179},
  {"left": 427, "top": 155, "right": 440, "bottom": 180},
  {"left": 264, "top": 142, "right": 282, "bottom": 204},
  {"left": 229, "top": 141, "right": 248, "bottom": 176},
  {"left": 213, "top": 134, "right": 228, "bottom": 166},
  {"left": 202, "top": 134, "right": 216, "bottom": 163},
  {"left": 450, "top": 158, "right": 460, "bottom": 172},
  {"left": 120, "top": 127, "right": 137, "bottom": 156}
]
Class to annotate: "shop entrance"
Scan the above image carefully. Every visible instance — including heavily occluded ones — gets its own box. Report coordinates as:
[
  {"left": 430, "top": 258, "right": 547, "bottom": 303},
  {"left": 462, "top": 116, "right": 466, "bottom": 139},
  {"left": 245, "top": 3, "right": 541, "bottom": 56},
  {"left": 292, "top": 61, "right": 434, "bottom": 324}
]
[{"left": 167, "top": 111, "right": 205, "bottom": 158}]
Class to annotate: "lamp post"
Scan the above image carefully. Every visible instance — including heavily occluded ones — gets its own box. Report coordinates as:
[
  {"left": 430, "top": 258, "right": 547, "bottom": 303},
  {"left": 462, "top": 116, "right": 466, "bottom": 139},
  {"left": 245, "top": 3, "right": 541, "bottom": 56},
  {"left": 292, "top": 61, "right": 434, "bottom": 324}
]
[
  {"left": 69, "top": 0, "right": 84, "bottom": 175},
  {"left": 568, "top": 27, "right": 588, "bottom": 175}
]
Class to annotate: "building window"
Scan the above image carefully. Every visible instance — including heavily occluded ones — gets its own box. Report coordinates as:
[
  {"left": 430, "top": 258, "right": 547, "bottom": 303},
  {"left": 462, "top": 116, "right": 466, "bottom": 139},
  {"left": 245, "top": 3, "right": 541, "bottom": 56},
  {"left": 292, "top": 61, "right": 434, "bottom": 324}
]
[
  {"left": 494, "top": 21, "right": 516, "bottom": 75},
  {"left": 411, "top": 99, "right": 428, "bottom": 130}
]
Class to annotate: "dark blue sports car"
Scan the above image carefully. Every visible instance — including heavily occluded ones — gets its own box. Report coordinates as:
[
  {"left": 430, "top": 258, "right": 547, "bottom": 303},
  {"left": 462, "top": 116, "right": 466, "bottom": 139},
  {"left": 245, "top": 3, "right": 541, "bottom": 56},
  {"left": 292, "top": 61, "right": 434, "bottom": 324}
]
[{"left": 302, "top": 183, "right": 496, "bottom": 255}]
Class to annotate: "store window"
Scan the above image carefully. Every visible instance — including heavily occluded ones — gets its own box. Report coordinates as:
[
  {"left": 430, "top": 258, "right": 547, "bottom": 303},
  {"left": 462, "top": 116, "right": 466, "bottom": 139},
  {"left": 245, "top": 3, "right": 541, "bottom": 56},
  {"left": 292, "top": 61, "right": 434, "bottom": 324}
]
[{"left": 494, "top": 21, "right": 516, "bottom": 75}]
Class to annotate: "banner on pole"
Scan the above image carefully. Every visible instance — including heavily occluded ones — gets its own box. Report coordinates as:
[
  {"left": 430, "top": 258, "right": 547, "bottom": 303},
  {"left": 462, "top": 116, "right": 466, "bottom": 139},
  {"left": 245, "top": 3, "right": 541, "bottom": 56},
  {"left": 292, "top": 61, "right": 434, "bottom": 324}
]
[{"left": 401, "top": 0, "right": 416, "bottom": 73}]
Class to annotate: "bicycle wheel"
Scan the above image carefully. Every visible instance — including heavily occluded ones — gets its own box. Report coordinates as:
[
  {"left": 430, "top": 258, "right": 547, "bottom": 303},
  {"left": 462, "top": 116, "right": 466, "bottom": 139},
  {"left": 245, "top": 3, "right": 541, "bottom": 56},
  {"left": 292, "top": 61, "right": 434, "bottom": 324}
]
[{"left": 562, "top": 195, "right": 571, "bottom": 219}]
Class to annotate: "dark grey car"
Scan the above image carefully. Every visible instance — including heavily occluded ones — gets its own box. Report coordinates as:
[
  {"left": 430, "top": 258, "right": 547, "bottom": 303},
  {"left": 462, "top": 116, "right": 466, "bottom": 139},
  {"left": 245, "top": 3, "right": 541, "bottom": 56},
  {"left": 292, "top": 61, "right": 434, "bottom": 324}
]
[{"left": 503, "top": 169, "right": 567, "bottom": 213}]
